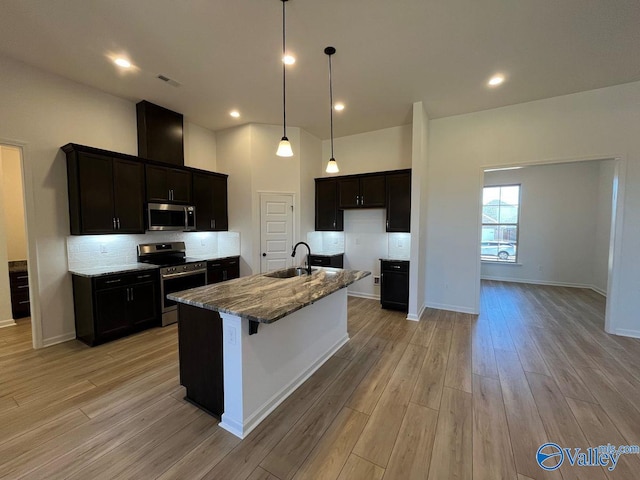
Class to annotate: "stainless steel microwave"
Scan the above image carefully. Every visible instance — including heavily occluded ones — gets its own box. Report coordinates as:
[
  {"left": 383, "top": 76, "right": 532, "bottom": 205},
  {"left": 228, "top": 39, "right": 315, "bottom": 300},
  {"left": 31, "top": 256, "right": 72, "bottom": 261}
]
[{"left": 147, "top": 203, "right": 196, "bottom": 231}]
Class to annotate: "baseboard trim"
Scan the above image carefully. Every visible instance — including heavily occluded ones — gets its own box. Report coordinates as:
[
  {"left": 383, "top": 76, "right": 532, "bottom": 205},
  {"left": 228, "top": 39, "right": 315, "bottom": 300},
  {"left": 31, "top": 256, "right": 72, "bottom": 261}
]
[
  {"left": 425, "top": 302, "right": 478, "bottom": 315},
  {"left": 42, "top": 332, "right": 76, "bottom": 347},
  {"left": 347, "top": 291, "right": 380, "bottom": 301},
  {"left": 613, "top": 328, "right": 640, "bottom": 339},
  {"left": 221, "top": 333, "right": 349, "bottom": 439},
  {"left": 0, "top": 318, "right": 16, "bottom": 329},
  {"left": 481, "top": 276, "right": 607, "bottom": 297},
  {"left": 407, "top": 303, "right": 427, "bottom": 322}
]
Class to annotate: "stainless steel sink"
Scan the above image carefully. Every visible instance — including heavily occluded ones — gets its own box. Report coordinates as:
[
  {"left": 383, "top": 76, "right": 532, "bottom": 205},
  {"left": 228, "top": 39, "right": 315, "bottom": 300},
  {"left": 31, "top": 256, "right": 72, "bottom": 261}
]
[{"left": 264, "top": 267, "right": 317, "bottom": 278}]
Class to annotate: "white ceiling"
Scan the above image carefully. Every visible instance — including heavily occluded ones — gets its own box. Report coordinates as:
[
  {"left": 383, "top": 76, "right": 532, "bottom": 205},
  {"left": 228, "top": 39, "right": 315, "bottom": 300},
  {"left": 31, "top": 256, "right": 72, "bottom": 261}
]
[{"left": 1, "top": 0, "right": 639, "bottom": 139}]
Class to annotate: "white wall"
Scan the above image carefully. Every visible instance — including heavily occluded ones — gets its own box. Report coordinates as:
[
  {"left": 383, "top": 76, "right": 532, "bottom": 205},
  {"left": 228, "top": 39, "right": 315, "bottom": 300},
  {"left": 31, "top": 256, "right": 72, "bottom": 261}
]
[
  {"left": 300, "top": 129, "right": 321, "bottom": 239},
  {"left": 593, "top": 160, "right": 615, "bottom": 294},
  {"left": 320, "top": 124, "right": 412, "bottom": 176},
  {"left": 0, "top": 148, "right": 13, "bottom": 324},
  {"left": 481, "top": 162, "right": 603, "bottom": 287},
  {"left": 1, "top": 146, "right": 28, "bottom": 261},
  {"left": 426, "top": 80, "right": 640, "bottom": 336},
  {"left": 0, "top": 54, "right": 219, "bottom": 346},
  {"left": 184, "top": 122, "right": 217, "bottom": 171}
]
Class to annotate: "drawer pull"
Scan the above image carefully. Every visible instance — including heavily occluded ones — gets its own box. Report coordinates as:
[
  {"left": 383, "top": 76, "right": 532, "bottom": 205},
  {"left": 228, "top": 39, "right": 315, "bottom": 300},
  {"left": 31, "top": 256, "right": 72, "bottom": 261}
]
[
  {"left": 211, "top": 264, "right": 221, "bottom": 268},
  {"left": 137, "top": 274, "right": 152, "bottom": 279},
  {"left": 16, "top": 275, "right": 28, "bottom": 280},
  {"left": 18, "top": 300, "right": 30, "bottom": 305},
  {"left": 392, "top": 265, "right": 401, "bottom": 269},
  {"left": 104, "top": 279, "right": 121, "bottom": 284},
  {"left": 17, "top": 285, "right": 29, "bottom": 289}
]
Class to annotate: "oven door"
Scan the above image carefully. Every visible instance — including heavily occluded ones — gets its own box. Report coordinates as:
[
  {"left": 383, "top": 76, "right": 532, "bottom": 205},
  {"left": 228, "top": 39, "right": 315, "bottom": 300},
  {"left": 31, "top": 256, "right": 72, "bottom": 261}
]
[{"left": 161, "top": 270, "right": 207, "bottom": 312}]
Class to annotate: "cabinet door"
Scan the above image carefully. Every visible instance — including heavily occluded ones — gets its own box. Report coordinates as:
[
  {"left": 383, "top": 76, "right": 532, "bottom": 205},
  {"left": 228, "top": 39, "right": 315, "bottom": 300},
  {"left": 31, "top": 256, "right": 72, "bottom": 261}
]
[
  {"left": 167, "top": 169, "right": 192, "bottom": 203},
  {"left": 224, "top": 257, "right": 240, "bottom": 280},
  {"left": 113, "top": 159, "right": 145, "bottom": 233},
  {"left": 95, "top": 287, "right": 129, "bottom": 337},
  {"left": 77, "top": 152, "right": 115, "bottom": 233},
  {"left": 193, "top": 172, "right": 214, "bottom": 230},
  {"left": 360, "top": 174, "right": 386, "bottom": 207},
  {"left": 207, "top": 262, "right": 224, "bottom": 284},
  {"left": 337, "top": 177, "right": 360, "bottom": 208},
  {"left": 381, "top": 270, "right": 409, "bottom": 310},
  {"left": 386, "top": 172, "right": 411, "bottom": 232},
  {"left": 146, "top": 165, "right": 169, "bottom": 202},
  {"left": 210, "top": 175, "right": 228, "bottom": 231},
  {"left": 128, "top": 281, "right": 159, "bottom": 328},
  {"left": 315, "top": 178, "right": 343, "bottom": 231}
]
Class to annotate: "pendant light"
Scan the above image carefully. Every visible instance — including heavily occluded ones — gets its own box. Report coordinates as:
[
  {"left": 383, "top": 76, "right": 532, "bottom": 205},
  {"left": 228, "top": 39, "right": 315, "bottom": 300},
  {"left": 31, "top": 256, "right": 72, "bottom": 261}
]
[
  {"left": 276, "top": 0, "right": 293, "bottom": 157},
  {"left": 324, "top": 46, "right": 339, "bottom": 173}
]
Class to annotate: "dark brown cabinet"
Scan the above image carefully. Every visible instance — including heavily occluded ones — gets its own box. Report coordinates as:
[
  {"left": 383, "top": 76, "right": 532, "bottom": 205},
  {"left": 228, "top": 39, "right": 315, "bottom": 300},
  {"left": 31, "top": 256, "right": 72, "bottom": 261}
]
[
  {"left": 146, "top": 165, "right": 192, "bottom": 203},
  {"left": 315, "top": 178, "right": 344, "bottom": 231},
  {"left": 338, "top": 174, "right": 386, "bottom": 208},
  {"left": 137, "top": 100, "right": 184, "bottom": 166},
  {"left": 193, "top": 172, "right": 229, "bottom": 231},
  {"left": 65, "top": 149, "right": 145, "bottom": 235},
  {"left": 207, "top": 257, "right": 240, "bottom": 284},
  {"left": 380, "top": 260, "right": 409, "bottom": 311},
  {"left": 386, "top": 171, "right": 412, "bottom": 232},
  {"left": 308, "top": 254, "right": 344, "bottom": 268},
  {"left": 9, "top": 268, "right": 30, "bottom": 319},
  {"left": 72, "top": 270, "right": 160, "bottom": 346}
]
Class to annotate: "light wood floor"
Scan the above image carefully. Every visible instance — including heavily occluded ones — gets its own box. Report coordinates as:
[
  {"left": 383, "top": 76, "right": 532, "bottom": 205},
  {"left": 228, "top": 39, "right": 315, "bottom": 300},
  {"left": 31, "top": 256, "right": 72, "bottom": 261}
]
[{"left": 1, "top": 281, "right": 640, "bottom": 479}]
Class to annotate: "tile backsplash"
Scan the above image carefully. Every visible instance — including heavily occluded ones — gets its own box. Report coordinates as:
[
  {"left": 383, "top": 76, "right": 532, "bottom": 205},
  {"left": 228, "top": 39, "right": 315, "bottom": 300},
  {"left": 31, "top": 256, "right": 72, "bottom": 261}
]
[
  {"left": 67, "top": 231, "right": 240, "bottom": 271},
  {"left": 306, "top": 231, "right": 345, "bottom": 255}
]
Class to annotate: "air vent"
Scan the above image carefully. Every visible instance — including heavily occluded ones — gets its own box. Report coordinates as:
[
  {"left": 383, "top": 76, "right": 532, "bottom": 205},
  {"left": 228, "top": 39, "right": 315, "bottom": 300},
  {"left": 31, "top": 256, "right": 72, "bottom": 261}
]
[{"left": 157, "top": 74, "right": 181, "bottom": 87}]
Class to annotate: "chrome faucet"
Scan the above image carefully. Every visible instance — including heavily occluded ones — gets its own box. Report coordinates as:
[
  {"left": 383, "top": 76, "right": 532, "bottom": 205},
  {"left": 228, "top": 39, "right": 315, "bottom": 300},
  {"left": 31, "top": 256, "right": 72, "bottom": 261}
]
[{"left": 291, "top": 242, "right": 312, "bottom": 275}]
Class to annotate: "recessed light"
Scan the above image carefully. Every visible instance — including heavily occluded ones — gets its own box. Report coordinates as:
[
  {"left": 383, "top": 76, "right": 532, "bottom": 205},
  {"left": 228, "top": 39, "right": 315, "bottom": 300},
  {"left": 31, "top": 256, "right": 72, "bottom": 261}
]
[
  {"left": 230, "top": 110, "right": 240, "bottom": 118},
  {"left": 334, "top": 103, "right": 345, "bottom": 111},
  {"left": 282, "top": 55, "right": 296, "bottom": 65},
  {"left": 114, "top": 57, "right": 132, "bottom": 69},
  {"left": 488, "top": 74, "right": 505, "bottom": 87}
]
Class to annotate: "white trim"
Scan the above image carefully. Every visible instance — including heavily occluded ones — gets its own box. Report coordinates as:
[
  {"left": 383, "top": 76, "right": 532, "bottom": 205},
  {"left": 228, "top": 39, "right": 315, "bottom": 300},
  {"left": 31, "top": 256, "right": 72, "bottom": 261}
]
[
  {"left": 426, "top": 302, "right": 478, "bottom": 315},
  {"left": 41, "top": 332, "right": 76, "bottom": 347},
  {"left": 407, "top": 302, "right": 427, "bottom": 322},
  {"left": 0, "top": 319, "right": 17, "bottom": 328},
  {"left": 219, "top": 333, "right": 349, "bottom": 439},
  {"left": 347, "top": 291, "right": 380, "bottom": 301},
  {"left": 481, "top": 276, "right": 608, "bottom": 297},
  {"left": 590, "top": 285, "right": 607, "bottom": 297},
  {"left": 614, "top": 328, "right": 640, "bottom": 340},
  {"left": 0, "top": 139, "right": 43, "bottom": 349}
]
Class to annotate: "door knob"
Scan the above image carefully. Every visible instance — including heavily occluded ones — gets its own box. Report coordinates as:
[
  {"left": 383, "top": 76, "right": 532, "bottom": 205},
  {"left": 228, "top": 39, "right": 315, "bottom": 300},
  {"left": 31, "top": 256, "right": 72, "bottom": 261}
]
[{"left": 262, "top": 253, "right": 267, "bottom": 257}]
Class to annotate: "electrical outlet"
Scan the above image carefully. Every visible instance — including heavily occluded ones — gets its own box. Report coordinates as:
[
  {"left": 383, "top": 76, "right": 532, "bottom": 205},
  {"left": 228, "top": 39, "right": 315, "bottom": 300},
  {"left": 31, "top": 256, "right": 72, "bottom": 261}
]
[
  {"left": 227, "top": 326, "right": 237, "bottom": 345},
  {"left": 355, "top": 237, "right": 361, "bottom": 245},
  {"left": 100, "top": 243, "right": 107, "bottom": 254},
  {"left": 538, "top": 265, "right": 543, "bottom": 272},
  {"left": 373, "top": 276, "right": 380, "bottom": 285}
]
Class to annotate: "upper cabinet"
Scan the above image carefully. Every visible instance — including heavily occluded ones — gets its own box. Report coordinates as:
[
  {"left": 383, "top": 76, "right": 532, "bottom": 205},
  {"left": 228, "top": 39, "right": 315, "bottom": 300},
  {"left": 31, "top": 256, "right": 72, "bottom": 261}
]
[
  {"left": 386, "top": 171, "right": 412, "bottom": 232},
  {"left": 315, "top": 178, "right": 344, "bottom": 231},
  {"left": 65, "top": 147, "right": 145, "bottom": 235},
  {"left": 315, "top": 169, "right": 411, "bottom": 233},
  {"left": 193, "top": 172, "right": 229, "bottom": 231},
  {"left": 145, "top": 165, "right": 192, "bottom": 203},
  {"left": 337, "top": 173, "right": 386, "bottom": 208}
]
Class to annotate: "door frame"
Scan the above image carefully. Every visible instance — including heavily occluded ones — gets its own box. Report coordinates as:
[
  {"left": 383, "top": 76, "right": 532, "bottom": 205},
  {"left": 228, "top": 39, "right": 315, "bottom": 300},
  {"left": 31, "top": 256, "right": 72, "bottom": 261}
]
[
  {"left": 1, "top": 138, "right": 43, "bottom": 348},
  {"left": 257, "top": 191, "right": 297, "bottom": 274}
]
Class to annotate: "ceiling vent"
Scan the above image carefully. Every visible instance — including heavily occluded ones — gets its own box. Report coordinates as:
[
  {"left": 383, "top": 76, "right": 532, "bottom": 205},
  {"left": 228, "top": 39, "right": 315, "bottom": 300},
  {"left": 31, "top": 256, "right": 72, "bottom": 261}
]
[{"left": 157, "top": 74, "right": 181, "bottom": 88}]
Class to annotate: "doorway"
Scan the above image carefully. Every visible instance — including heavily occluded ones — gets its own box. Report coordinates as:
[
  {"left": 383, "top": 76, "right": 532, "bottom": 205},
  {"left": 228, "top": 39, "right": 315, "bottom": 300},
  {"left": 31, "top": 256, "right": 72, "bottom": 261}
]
[
  {"left": 259, "top": 193, "right": 294, "bottom": 273},
  {"left": 477, "top": 156, "right": 624, "bottom": 334},
  {"left": 0, "top": 144, "right": 33, "bottom": 345}
]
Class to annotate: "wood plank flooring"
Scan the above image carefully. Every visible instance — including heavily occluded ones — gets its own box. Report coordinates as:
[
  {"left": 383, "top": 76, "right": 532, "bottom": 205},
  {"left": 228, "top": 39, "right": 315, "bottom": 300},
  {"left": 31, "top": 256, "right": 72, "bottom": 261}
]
[{"left": 1, "top": 281, "right": 640, "bottom": 479}]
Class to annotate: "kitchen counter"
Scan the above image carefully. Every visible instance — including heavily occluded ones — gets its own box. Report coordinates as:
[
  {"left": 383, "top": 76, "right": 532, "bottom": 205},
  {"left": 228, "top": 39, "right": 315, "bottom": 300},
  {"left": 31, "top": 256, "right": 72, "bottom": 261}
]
[
  {"left": 69, "top": 263, "right": 159, "bottom": 278},
  {"left": 173, "top": 265, "right": 369, "bottom": 439},
  {"left": 8, "top": 260, "right": 28, "bottom": 273},
  {"left": 168, "top": 267, "right": 369, "bottom": 323}
]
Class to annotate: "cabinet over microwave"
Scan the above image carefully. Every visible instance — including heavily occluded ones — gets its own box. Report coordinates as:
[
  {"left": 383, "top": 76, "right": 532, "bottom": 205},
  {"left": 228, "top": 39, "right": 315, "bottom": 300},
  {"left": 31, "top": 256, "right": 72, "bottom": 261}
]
[{"left": 147, "top": 203, "right": 196, "bottom": 231}]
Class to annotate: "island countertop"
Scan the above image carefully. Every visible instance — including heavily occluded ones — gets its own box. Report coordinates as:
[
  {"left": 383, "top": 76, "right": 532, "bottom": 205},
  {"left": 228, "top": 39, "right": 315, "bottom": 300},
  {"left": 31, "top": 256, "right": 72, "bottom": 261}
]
[{"left": 167, "top": 267, "right": 370, "bottom": 323}]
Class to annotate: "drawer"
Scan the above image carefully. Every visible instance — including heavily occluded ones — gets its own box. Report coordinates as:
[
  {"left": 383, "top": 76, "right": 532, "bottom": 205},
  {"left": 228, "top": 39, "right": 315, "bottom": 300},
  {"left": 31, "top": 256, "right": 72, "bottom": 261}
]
[
  {"left": 9, "top": 272, "right": 29, "bottom": 288},
  {"left": 309, "top": 256, "right": 331, "bottom": 267},
  {"left": 11, "top": 290, "right": 30, "bottom": 304},
  {"left": 309, "top": 254, "right": 344, "bottom": 268},
  {"left": 381, "top": 260, "right": 409, "bottom": 273},
  {"left": 93, "top": 271, "right": 157, "bottom": 290}
]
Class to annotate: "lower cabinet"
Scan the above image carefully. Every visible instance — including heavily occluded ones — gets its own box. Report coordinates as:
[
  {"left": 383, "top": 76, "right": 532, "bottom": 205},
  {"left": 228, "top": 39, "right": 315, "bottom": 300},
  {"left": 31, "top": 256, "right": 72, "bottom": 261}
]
[
  {"left": 72, "top": 270, "right": 160, "bottom": 346},
  {"left": 308, "top": 254, "right": 344, "bottom": 268},
  {"left": 380, "top": 260, "right": 409, "bottom": 311},
  {"left": 207, "top": 256, "right": 240, "bottom": 284},
  {"left": 9, "top": 269, "right": 31, "bottom": 319}
]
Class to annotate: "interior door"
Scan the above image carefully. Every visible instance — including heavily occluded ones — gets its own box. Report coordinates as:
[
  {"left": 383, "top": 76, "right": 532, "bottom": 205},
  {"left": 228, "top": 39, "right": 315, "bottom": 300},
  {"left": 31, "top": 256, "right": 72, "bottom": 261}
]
[{"left": 260, "top": 194, "right": 294, "bottom": 273}]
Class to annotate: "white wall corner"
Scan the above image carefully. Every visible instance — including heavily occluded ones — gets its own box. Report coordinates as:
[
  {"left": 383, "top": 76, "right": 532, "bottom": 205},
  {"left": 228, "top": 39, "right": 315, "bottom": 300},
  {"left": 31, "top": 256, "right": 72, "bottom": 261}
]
[
  {"left": 0, "top": 318, "right": 17, "bottom": 328},
  {"left": 41, "top": 331, "right": 76, "bottom": 347}
]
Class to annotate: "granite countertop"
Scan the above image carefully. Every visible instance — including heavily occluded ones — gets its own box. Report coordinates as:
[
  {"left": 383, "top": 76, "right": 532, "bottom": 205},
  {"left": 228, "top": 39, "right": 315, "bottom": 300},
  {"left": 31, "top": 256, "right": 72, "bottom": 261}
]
[
  {"left": 380, "top": 258, "right": 410, "bottom": 262},
  {"left": 310, "top": 252, "right": 344, "bottom": 257},
  {"left": 8, "top": 260, "right": 28, "bottom": 273},
  {"left": 69, "top": 263, "right": 159, "bottom": 278},
  {"left": 168, "top": 267, "right": 370, "bottom": 323},
  {"left": 185, "top": 255, "right": 240, "bottom": 263}
]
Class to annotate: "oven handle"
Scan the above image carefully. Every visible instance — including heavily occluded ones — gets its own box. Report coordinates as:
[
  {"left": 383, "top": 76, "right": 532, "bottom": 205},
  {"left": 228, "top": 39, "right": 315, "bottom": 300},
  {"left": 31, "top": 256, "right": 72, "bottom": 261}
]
[{"left": 162, "top": 270, "right": 207, "bottom": 280}]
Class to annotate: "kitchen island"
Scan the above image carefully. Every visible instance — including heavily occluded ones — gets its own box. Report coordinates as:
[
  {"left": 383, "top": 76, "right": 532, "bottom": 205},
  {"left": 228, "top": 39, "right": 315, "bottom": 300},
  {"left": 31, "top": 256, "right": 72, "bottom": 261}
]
[{"left": 168, "top": 266, "right": 370, "bottom": 439}]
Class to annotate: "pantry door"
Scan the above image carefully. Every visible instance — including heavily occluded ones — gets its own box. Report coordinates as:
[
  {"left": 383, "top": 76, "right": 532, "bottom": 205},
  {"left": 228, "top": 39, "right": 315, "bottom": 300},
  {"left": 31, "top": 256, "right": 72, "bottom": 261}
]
[{"left": 260, "top": 193, "right": 294, "bottom": 273}]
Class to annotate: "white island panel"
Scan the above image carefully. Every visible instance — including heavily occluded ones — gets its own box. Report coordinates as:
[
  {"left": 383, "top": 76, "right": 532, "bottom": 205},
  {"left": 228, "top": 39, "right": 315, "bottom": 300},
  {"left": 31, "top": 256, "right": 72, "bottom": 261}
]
[{"left": 219, "top": 288, "right": 348, "bottom": 439}]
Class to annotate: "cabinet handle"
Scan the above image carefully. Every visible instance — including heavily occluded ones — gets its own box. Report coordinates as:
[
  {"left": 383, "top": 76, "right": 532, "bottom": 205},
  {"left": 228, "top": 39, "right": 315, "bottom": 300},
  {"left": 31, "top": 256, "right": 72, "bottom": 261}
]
[
  {"left": 210, "top": 219, "right": 213, "bottom": 229},
  {"left": 18, "top": 300, "right": 30, "bottom": 305},
  {"left": 116, "top": 218, "right": 121, "bottom": 230},
  {"left": 130, "top": 288, "right": 134, "bottom": 301},
  {"left": 17, "top": 285, "right": 29, "bottom": 289},
  {"left": 213, "top": 219, "right": 216, "bottom": 229},
  {"left": 16, "top": 275, "right": 28, "bottom": 280},
  {"left": 333, "top": 220, "right": 336, "bottom": 228},
  {"left": 137, "top": 274, "right": 151, "bottom": 279},
  {"left": 386, "top": 219, "right": 389, "bottom": 230},
  {"left": 104, "top": 279, "right": 121, "bottom": 284},
  {"left": 392, "top": 265, "right": 401, "bottom": 269},
  {"left": 361, "top": 195, "right": 364, "bottom": 205},
  {"left": 113, "top": 217, "right": 117, "bottom": 230}
]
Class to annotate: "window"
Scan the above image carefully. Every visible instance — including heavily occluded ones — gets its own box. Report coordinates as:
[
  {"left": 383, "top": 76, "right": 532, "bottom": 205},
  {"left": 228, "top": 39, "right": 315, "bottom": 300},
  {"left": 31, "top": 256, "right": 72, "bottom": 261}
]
[{"left": 481, "top": 184, "right": 520, "bottom": 263}]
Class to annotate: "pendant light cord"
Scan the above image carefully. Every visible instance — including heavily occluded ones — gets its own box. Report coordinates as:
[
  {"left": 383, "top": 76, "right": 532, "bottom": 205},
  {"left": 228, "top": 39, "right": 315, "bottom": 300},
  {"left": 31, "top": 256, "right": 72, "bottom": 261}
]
[
  {"left": 282, "top": 0, "right": 287, "bottom": 138},
  {"left": 328, "top": 52, "right": 334, "bottom": 158}
]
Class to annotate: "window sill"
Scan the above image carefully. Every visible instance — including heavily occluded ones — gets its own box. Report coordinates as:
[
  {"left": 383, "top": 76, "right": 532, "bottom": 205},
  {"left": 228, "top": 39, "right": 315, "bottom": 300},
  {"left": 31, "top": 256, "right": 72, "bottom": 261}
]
[{"left": 481, "top": 261, "right": 522, "bottom": 266}]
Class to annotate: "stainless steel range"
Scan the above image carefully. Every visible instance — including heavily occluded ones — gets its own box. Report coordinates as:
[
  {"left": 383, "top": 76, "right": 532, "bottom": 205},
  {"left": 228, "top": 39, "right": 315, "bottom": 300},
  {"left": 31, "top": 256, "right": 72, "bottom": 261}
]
[{"left": 138, "top": 242, "right": 207, "bottom": 326}]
